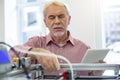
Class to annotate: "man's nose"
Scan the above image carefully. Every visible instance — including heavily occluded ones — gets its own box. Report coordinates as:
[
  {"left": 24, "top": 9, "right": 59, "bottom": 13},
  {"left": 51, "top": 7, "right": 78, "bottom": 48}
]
[{"left": 54, "top": 17, "right": 60, "bottom": 24}]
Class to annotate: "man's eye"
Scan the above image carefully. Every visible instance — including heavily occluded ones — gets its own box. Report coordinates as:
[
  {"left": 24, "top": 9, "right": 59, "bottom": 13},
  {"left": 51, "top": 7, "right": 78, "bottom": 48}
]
[
  {"left": 59, "top": 15, "right": 65, "bottom": 18},
  {"left": 48, "top": 16, "right": 55, "bottom": 19}
]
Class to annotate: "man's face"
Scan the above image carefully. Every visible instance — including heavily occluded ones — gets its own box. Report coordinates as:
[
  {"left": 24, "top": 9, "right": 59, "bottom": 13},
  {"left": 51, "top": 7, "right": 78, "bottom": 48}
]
[{"left": 44, "top": 4, "right": 71, "bottom": 37}]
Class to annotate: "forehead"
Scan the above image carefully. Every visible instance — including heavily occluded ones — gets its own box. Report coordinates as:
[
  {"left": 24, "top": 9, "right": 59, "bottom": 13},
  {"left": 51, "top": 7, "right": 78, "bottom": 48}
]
[{"left": 45, "top": 4, "right": 67, "bottom": 16}]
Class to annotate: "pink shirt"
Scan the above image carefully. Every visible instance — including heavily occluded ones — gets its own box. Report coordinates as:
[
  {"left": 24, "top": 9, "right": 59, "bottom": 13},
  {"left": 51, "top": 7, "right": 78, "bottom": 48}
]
[
  {"left": 9, "top": 31, "right": 91, "bottom": 76},
  {"left": 16, "top": 31, "right": 90, "bottom": 63}
]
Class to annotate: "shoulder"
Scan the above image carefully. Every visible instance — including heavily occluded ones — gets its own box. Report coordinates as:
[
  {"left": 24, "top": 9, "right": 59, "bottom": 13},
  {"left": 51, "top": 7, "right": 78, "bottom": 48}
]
[
  {"left": 28, "top": 36, "right": 47, "bottom": 41},
  {"left": 23, "top": 35, "right": 48, "bottom": 47},
  {"left": 73, "top": 38, "right": 90, "bottom": 48},
  {"left": 25, "top": 35, "right": 47, "bottom": 45}
]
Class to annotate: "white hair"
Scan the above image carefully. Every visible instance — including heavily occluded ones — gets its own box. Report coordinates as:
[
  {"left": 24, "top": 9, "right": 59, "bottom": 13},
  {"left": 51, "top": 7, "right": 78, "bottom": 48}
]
[{"left": 43, "top": 0, "right": 70, "bottom": 17}]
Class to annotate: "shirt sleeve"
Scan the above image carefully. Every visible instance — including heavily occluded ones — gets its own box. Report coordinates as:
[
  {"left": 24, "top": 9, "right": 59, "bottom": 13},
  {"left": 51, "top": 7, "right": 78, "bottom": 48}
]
[
  {"left": 9, "top": 36, "right": 42, "bottom": 57},
  {"left": 9, "top": 45, "right": 32, "bottom": 58}
]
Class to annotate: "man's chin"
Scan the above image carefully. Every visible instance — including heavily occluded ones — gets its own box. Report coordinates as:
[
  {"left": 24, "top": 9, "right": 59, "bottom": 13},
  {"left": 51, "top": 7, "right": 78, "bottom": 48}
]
[{"left": 53, "top": 32, "right": 65, "bottom": 37}]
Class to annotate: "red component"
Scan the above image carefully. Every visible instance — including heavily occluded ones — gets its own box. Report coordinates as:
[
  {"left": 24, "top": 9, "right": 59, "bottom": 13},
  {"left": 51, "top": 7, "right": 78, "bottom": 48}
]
[{"left": 62, "top": 71, "right": 67, "bottom": 80}]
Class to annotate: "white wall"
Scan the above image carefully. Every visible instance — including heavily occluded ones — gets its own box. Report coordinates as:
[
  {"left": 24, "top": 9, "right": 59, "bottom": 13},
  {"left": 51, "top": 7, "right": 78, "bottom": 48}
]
[
  {"left": 67, "top": 0, "right": 103, "bottom": 48},
  {"left": 0, "top": 0, "right": 5, "bottom": 41},
  {"left": 0, "top": 0, "right": 18, "bottom": 45},
  {"left": 5, "top": 0, "right": 18, "bottom": 46}
]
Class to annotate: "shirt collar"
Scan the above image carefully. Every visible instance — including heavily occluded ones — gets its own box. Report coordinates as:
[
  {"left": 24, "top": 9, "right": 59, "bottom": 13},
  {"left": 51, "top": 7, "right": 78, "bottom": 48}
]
[{"left": 46, "top": 31, "right": 75, "bottom": 46}]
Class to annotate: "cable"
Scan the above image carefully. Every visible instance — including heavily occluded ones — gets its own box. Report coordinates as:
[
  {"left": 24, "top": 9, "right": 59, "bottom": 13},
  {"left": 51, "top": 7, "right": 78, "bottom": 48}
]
[
  {"left": 14, "top": 47, "right": 74, "bottom": 80},
  {"left": 0, "top": 42, "right": 30, "bottom": 79},
  {"left": 0, "top": 42, "right": 19, "bottom": 58}
]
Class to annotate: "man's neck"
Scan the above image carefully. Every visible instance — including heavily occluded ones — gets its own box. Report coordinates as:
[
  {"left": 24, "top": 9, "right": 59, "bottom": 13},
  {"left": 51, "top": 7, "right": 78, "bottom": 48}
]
[{"left": 52, "top": 32, "right": 69, "bottom": 44}]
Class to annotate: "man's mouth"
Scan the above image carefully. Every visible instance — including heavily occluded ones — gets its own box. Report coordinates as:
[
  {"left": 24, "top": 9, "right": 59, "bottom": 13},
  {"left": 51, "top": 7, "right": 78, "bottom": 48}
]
[{"left": 53, "top": 26, "right": 63, "bottom": 30}]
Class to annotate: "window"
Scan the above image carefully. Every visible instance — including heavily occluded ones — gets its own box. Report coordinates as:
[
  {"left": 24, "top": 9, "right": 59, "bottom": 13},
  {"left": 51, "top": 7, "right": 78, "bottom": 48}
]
[
  {"left": 101, "top": 0, "right": 120, "bottom": 75},
  {"left": 17, "top": 0, "right": 44, "bottom": 43},
  {"left": 102, "top": 0, "right": 120, "bottom": 47}
]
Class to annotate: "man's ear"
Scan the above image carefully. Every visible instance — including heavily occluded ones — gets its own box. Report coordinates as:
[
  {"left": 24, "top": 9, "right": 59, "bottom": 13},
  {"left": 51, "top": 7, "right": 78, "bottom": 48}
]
[{"left": 68, "top": 16, "right": 71, "bottom": 25}]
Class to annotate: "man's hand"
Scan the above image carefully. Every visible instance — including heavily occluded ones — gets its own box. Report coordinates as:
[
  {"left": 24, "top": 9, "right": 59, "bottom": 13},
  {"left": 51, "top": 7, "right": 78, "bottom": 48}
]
[
  {"left": 88, "top": 60, "right": 106, "bottom": 76},
  {"left": 30, "top": 48, "right": 60, "bottom": 72}
]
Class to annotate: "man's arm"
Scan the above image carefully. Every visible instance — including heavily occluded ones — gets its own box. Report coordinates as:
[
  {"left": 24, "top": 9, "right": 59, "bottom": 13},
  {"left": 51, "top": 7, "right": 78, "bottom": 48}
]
[
  {"left": 9, "top": 45, "right": 60, "bottom": 72},
  {"left": 26, "top": 48, "right": 60, "bottom": 72}
]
